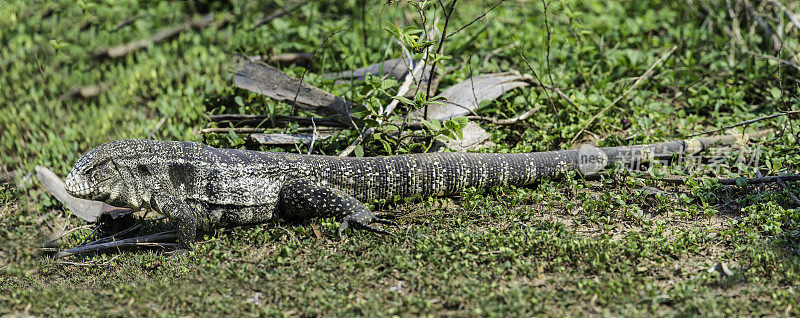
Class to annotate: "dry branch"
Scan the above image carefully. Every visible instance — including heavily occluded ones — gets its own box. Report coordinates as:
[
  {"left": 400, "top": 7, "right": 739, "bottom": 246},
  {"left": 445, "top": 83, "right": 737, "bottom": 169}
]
[
  {"left": 252, "top": 0, "right": 308, "bottom": 28},
  {"left": 688, "top": 110, "right": 800, "bottom": 137},
  {"left": 718, "top": 174, "right": 800, "bottom": 185},
  {"left": 95, "top": 13, "right": 219, "bottom": 58},
  {"left": 468, "top": 106, "right": 542, "bottom": 125},
  {"left": 249, "top": 132, "right": 333, "bottom": 145},
  {"left": 233, "top": 57, "right": 356, "bottom": 127},
  {"left": 209, "top": 114, "right": 350, "bottom": 129}
]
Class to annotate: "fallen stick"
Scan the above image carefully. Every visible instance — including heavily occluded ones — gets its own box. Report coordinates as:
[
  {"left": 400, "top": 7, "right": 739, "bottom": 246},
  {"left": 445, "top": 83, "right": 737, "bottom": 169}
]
[
  {"left": 54, "top": 231, "right": 178, "bottom": 259},
  {"left": 252, "top": 0, "right": 308, "bottom": 29},
  {"left": 718, "top": 174, "right": 800, "bottom": 185},
  {"left": 777, "top": 179, "right": 800, "bottom": 206},
  {"left": 233, "top": 57, "right": 355, "bottom": 127},
  {"left": 95, "top": 13, "right": 218, "bottom": 58},
  {"left": 688, "top": 110, "right": 799, "bottom": 137},
  {"left": 58, "top": 255, "right": 120, "bottom": 267},
  {"left": 467, "top": 106, "right": 542, "bottom": 125},
  {"left": 200, "top": 127, "right": 269, "bottom": 134},
  {"left": 209, "top": 114, "right": 349, "bottom": 129},
  {"left": 530, "top": 81, "right": 579, "bottom": 109},
  {"left": 571, "top": 46, "right": 677, "bottom": 144},
  {"left": 146, "top": 115, "right": 168, "bottom": 139}
]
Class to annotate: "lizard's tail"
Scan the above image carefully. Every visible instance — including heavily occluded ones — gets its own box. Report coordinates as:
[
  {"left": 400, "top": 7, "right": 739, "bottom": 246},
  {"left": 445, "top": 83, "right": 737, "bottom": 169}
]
[{"left": 327, "top": 130, "right": 771, "bottom": 201}]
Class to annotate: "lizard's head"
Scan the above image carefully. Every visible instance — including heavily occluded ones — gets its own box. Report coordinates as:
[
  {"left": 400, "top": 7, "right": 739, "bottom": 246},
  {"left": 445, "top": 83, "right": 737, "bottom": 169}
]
[{"left": 65, "top": 142, "right": 132, "bottom": 207}]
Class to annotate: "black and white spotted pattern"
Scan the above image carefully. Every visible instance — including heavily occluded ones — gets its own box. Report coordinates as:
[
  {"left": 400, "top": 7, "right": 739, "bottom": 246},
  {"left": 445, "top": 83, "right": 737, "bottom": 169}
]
[{"left": 64, "top": 138, "right": 695, "bottom": 246}]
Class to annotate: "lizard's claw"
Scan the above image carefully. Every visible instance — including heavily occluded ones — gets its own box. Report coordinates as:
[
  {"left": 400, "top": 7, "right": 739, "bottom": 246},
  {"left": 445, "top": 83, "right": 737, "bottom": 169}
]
[
  {"left": 338, "top": 214, "right": 396, "bottom": 240},
  {"left": 372, "top": 216, "right": 397, "bottom": 226}
]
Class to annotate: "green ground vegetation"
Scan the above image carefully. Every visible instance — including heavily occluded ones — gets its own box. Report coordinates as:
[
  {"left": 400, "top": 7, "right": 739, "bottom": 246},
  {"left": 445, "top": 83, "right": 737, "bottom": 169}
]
[{"left": 1, "top": 0, "right": 799, "bottom": 316}]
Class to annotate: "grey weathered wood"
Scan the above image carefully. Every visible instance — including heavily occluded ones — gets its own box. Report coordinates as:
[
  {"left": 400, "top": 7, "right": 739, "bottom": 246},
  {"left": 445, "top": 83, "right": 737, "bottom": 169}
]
[
  {"left": 209, "top": 114, "right": 349, "bottom": 128},
  {"left": 96, "top": 14, "right": 218, "bottom": 58},
  {"left": 409, "top": 71, "right": 530, "bottom": 121},
  {"left": 249, "top": 132, "right": 332, "bottom": 145},
  {"left": 36, "top": 166, "right": 132, "bottom": 222},
  {"left": 323, "top": 58, "right": 412, "bottom": 81},
  {"left": 233, "top": 58, "right": 355, "bottom": 127}
]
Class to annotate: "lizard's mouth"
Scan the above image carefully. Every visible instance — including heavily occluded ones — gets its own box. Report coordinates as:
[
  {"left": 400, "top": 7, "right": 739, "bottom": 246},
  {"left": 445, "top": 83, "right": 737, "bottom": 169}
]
[{"left": 65, "top": 172, "right": 95, "bottom": 198}]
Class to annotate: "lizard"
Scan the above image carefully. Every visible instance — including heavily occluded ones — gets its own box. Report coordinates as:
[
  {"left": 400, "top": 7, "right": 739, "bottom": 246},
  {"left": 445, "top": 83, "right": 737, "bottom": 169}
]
[{"left": 63, "top": 131, "right": 766, "bottom": 247}]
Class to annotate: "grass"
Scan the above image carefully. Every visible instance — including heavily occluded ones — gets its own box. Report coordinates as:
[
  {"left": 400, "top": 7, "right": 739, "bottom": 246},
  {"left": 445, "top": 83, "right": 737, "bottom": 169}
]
[{"left": 1, "top": 0, "right": 799, "bottom": 316}]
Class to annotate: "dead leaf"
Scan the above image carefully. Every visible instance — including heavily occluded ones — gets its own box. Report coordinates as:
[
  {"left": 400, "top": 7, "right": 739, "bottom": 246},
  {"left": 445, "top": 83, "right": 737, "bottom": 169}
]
[{"left": 311, "top": 224, "right": 323, "bottom": 240}]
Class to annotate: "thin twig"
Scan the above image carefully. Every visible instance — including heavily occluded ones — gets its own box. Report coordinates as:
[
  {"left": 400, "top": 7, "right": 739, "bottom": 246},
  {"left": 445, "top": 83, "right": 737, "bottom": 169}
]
[
  {"left": 425, "top": 0, "right": 458, "bottom": 119},
  {"left": 541, "top": 0, "right": 555, "bottom": 86},
  {"left": 718, "top": 174, "right": 800, "bottom": 185},
  {"left": 513, "top": 48, "right": 555, "bottom": 108},
  {"left": 777, "top": 179, "right": 800, "bottom": 206},
  {"left": 146, "top": 115, "right": 168, "bottom": 139},
  {"left": 746, "top": 50, "right": 800, "bottom": 71},
  {"left": 42, "top": 224, "right": 94, "bottom": 247},
  {"left": 277, "top": 226, "right": 299, "bottom": 244},
  {"left": 570, "top": 45, "right": 677, "bottom": 144},
  {"left": 58, "top": 255, "right": 121, "bottom": 267},
  {"left": 96, "top": 13, "right": 221, "bottom": 58},
  {"left": 446, "top": 0, "right": 506, "bottom": 38},
  {"left": 252, "top": 0, "right": 308, "bottom": 28},
  {"left": 688, "top": 110, "right": 799, "bottom": 137},
  {"left": 467, "top": 106, "right": 542, "bottom": 125},
  {"left": 529, "top": 80, "right": 579, "bottom": 109},
  {"left": 291, "top": 29, "right": 346, "bottom": 116}
]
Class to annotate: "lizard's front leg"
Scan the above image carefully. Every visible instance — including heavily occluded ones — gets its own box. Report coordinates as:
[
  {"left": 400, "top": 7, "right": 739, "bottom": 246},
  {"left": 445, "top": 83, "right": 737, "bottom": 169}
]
[
  {"left": 152, "top": 194, "right": 198, "bottom": 247},
  {"left": 277, "top": 179, "right": 395, "bottom": 238}
]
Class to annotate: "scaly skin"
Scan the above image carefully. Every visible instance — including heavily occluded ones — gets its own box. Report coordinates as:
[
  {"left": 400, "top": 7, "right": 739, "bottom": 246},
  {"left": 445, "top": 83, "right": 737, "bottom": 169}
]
[{"left": 64, "top": 133, "right": 761, "bottom": 246}]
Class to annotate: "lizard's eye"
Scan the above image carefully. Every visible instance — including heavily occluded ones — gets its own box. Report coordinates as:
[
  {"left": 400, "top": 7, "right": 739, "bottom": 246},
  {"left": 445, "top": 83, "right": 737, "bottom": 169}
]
[{"left": 102, "top": 161, "right": 115, "bottom": 175}]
